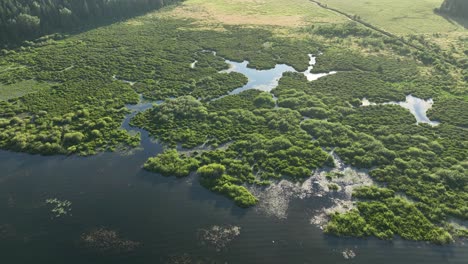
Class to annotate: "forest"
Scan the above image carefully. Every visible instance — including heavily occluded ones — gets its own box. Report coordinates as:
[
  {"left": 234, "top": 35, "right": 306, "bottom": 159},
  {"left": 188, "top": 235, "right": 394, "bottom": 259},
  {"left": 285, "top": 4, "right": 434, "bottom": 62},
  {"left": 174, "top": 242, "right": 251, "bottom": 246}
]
[
  {"left": 0, "top": 0, "right": 180, "bottom": 46},
  {"left": 436, "top": 0, "right": 468, "bottom": 19}
]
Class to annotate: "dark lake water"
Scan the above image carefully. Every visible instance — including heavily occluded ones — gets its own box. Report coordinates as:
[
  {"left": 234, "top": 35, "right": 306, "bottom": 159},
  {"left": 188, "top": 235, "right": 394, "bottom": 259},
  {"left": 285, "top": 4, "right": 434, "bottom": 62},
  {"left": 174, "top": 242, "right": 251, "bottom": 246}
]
[
  {"left": 1, "top": 149, "right": 467, "bottom": 263},
  {"left": 0, "top": 57, "right": 466, "bottom": 264}
]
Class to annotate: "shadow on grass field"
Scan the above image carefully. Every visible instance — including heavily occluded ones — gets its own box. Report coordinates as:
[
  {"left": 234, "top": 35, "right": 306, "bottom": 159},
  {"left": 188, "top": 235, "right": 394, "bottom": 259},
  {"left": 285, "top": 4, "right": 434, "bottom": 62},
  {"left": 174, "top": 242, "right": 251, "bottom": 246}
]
[{"left": 438, "top": 12, "right": 468, "bottom": 29}]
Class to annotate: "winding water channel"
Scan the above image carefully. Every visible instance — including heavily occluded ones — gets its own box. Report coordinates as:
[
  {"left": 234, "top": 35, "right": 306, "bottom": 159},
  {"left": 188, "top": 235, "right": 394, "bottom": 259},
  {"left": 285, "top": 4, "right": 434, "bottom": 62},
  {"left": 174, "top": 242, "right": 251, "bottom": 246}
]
[{"left": 0, "top": 56, "right": 466, "bottom": 264}]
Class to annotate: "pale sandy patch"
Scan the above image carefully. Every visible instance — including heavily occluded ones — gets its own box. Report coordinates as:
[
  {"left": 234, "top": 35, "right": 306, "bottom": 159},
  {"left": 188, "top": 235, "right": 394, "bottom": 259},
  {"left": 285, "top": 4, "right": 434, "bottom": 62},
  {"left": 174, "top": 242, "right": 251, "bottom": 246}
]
[{"left": 163, "top": 3, "right": 306, "bottom": 27}]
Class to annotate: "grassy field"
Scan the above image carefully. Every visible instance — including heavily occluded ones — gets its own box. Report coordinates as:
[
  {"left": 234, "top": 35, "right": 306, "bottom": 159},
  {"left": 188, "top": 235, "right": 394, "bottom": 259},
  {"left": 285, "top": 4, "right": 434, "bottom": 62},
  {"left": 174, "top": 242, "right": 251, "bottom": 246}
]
[
  {"left": 320, "top": 0, "right": 466, "bottom": 34},
  {"left": 0, "top": 80, "right": 52, "bottom": 101},
  {"left": 156, "top": 0, "right": 347, "bottom": 26}
]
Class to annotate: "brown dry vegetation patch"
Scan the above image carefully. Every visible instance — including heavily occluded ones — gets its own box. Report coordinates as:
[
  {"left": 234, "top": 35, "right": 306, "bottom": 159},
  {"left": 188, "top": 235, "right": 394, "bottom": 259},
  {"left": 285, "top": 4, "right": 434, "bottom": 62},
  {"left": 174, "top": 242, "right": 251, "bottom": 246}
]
[{"left": 157, "top": 3, "right": 306, "bottom": 27}]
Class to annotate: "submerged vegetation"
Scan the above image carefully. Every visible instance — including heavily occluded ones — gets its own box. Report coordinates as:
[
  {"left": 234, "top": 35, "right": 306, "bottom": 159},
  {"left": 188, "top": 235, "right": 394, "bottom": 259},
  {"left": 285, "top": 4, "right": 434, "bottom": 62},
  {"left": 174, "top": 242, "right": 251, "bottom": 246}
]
[
  {"left": 45, "top": 198, "right": 72, "bottom": 218},
  {"left": 0, "top": 0, "right": 466, "bottom": 244}
]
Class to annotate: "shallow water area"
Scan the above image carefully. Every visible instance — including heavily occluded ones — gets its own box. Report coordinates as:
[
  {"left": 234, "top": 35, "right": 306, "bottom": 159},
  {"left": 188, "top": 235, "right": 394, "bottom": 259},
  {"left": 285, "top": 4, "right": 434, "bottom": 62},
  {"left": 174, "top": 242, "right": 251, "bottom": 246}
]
[
  {"left": 222, "top": 61, "right": 296, "bottom": 94},
  {"left": 396, "top": 95, "right": 440, "bottom": 126},
  {"left": 303, "top": 54, "right": 337, "bottom": 81},
  {"left": 362, "top": 95, "right": 440, "bottom": 126},
  {"left": 223, "top": 54, "right": 337, "bottom": 95}
]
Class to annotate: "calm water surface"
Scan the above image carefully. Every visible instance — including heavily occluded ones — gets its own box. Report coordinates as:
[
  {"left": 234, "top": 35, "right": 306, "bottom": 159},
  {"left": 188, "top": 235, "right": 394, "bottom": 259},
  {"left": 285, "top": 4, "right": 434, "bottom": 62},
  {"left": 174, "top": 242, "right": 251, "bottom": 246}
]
[
  {"left": 0, "top": 58, "right": 466, "bottom": 264},
  {"left": 362, "top": 95, "right": 440, "bottom": 126},
  {"left": 1, "top": 149, "right": 466, "bottom": 263}
]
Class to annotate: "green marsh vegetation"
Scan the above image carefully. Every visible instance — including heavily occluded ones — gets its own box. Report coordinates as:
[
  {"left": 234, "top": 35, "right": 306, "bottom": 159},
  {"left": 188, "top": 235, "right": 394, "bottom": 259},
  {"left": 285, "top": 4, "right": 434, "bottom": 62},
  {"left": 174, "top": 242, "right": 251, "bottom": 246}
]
[
  {"left": 0, "top": 0, "right": 466, "bottom": 244},
  {"left": 0, "top": 18, "right": 317, "bottom": 156}
]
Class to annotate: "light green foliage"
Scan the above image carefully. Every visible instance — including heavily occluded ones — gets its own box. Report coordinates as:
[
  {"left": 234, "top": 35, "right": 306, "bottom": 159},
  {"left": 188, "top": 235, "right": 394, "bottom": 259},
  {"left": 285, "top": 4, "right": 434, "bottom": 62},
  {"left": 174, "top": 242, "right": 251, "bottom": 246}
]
[
  {"left": 144, "top": 149, "right": 200, "bottom": 177},
  {"left": 213, "top": 183, "right": 258, "bottom": 208},
  {"left": 45, "top": 198, "right": 72, "bottom": 218},
  {"left": 326, "top": 195, "right": 454, "bottom": 244},
  {"left": 320, "top": 0, "right": 464, "bottom": 34},
  {"left": 0, "top": 80, "right": 52, "bottom": 101},
  {"left": 198, "top": 168, "right": 258, "bottom": 207},
  {"left": 197, "top": 163, "right": 226, "bottom": 179},
  {"left": 428, "top": 98, "right": 468, "bottom": 127}
]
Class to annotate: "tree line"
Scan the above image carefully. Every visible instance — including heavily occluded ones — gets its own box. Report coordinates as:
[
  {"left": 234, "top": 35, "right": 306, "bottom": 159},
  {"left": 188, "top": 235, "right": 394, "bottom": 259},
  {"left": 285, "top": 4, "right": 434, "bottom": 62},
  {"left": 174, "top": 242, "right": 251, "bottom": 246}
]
[
  {"left": 435, "top": 0, "right": 468, "bottom": 19},
  {"left": 0, "top": 0, "right": 179, "bottom": 47}
]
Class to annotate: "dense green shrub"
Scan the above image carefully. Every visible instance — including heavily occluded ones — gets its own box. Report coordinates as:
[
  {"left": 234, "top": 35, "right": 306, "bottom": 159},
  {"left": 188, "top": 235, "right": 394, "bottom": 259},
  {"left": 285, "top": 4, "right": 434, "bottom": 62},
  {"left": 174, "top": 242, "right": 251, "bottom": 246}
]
[{"left": 144, "top": 149, "right": 199, "bottom": 177}]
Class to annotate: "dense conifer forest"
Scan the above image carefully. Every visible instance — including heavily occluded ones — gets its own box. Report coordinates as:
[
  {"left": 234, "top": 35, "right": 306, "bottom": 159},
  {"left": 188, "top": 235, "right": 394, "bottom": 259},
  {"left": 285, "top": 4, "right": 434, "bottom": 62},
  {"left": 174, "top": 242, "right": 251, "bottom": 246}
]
[
  {"left": 0, "top": 0, "right": 180, "bottom": 46},
  {"left": 437, "top": 0, "right": 468, "bottom": 19}
]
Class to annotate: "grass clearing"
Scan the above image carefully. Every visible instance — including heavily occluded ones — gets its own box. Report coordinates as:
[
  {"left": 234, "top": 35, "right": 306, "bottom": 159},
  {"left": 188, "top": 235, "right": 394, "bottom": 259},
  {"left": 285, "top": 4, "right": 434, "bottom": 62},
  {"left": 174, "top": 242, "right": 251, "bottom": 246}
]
[
  {"left": 154, "top": 0, "right": 346, "bottom": 26},
  {"left": 320, "top": 0, "right": 466, "bottom": 34},
  {"left": 0, "top": 80, "right": 53, "bottom": 101}
]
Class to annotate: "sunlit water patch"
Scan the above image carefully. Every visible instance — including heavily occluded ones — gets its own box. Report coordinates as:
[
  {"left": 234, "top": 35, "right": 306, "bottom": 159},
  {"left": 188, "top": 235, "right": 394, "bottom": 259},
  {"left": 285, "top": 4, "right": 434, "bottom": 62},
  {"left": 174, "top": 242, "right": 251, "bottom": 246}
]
[
  {"left": 222, "top": 54, "right": 337, "bottom": 95},
  {"left": 222, "top": 61, "right": 295, "bottom": 94},
  {"left": 303, "top": 54, "right": 337, "bottom": 81},
  {"left": 362, "top": 95, "right": 440, "bottom": 126}
]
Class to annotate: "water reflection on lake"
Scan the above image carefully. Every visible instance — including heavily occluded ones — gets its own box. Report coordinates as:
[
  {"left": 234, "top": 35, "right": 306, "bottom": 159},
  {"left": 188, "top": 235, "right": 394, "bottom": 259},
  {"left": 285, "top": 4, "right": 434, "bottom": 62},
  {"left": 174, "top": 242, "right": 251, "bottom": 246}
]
[
  {"left": 222, "top": 61, "right": 295, "bottom": 94},
  {"left": 303, "top": 54, "right": 337, "bottom": 81},
  {"left": 0, "top": 149, "right": 466, "bottom": 264},
  {"left": 224, "top": 54, "right": 337, "bottom": 95},
  {"left": 362, "top": 95, "right": 440, "bottom": 126}
]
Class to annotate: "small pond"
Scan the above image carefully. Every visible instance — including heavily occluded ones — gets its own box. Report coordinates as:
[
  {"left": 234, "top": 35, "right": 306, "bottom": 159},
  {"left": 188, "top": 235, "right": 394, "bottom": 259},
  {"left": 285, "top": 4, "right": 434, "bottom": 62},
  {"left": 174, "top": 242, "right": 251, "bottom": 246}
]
[
  {"left": 222, "top": 54, "right": 337, "bottom": 95},
  {"left": 362, "top": 95, "right": 440, "bottom": 126}
]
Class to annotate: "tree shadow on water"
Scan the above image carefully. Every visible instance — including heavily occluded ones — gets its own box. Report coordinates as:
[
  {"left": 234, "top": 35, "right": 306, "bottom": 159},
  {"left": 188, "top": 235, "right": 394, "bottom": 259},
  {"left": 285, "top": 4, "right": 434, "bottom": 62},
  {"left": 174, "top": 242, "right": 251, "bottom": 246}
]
[
  {"left": 188, "top": 178, "right": 249, "bottom": 219},
  {"left": 136, "top": 169, "right": 248, "bottom": 218}
]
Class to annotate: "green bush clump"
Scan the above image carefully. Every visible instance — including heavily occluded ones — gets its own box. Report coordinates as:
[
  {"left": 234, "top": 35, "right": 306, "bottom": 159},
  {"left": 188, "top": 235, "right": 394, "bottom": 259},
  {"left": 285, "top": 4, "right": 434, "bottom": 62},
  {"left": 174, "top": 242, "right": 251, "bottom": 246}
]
[
  {"left": 144, "top": 149, "right": 199, "bottom": 177},
  {"left": 209, "top": 90, "right": 265, "bottom": 112},
  {"left": 198, "top": 165, "right": 258, "bottom": 207},
  {"left": 328, "top": 183, "right": 339, "bottom": 191},
  {"left": 326, "top": 197, "right": 453, "bottom": 244},
  {"left": 213, "top": 182, "right": 258, "bottom": 208},
  {"left": 427, "top": 98, "right": 468, "bottom": 127},
  {"left": 197, "top": 163, "right": 226, "bottom": 179},
  {"left": 253, "top": 93, "right": 276, "bottom": 108}
]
